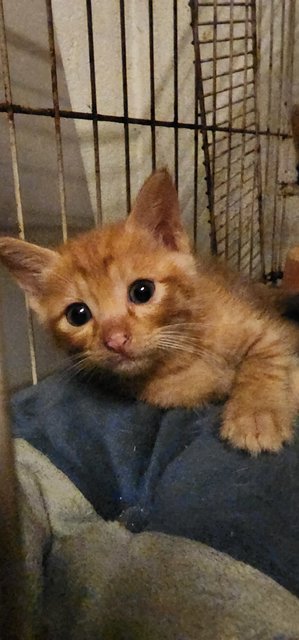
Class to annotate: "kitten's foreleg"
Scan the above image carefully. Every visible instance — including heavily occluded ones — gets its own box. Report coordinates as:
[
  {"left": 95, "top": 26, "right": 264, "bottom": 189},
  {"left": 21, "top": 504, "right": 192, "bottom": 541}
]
[
  {"left": 139, "top": 359, "right": 234, "bottom": 409},
  {"left": 220, "top": 327, "right": 298, "bottom": 454}
]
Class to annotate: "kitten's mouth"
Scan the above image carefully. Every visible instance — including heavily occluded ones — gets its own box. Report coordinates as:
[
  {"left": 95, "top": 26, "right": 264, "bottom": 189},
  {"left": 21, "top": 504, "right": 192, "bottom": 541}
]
[
  {"left": 108, "top": 351, "right": 137, "bottom": 368},
  {"left": 107, "top": 351, "right": 151, "bottom": 375},
  {"left": 113, "top": 353, "right": 135, "bottom": 364}
]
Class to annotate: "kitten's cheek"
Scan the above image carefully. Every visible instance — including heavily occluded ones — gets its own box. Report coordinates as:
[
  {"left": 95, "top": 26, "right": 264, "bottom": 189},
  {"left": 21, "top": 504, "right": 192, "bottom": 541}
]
[{"left": 51, "top": 318, "right": 94, "bottom": 350}]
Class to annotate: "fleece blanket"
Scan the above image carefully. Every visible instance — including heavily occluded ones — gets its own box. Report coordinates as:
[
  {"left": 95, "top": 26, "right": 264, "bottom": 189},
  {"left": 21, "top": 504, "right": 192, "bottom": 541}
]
[
  {"left": 12, "top": 371, "right": 299, "bottom": 596},
  {"left": 15, "top": 439, "right": 299, "bottom": 639},
  {"left": 13, "top": 439, "right": 299, "bottom": 640},
  {"left": 9, "top": 371, "right": 299, "bottom": 637}
]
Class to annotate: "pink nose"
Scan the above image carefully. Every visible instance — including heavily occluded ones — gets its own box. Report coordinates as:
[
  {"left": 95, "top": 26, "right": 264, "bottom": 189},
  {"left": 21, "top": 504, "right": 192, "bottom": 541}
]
[{"left": 103, "top": 331, "right": 130, "bottom": 354}]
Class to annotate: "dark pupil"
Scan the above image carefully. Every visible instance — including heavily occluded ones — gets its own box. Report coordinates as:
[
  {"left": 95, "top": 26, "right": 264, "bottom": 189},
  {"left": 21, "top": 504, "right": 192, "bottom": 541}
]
[
  {"left": 65, "top": 303, "right": 92, "bottom": 326},
  {"left": 129, "top": 279, "right": 155, "bottom": 304}
]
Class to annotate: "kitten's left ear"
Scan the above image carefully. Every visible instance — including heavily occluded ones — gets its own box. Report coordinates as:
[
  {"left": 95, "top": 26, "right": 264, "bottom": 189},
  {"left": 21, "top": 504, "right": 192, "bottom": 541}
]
[
  {"left": 0, "top": 236, "right": 59, "bottom": 298},
  {"left": 127, "top": 169, "right": 191, "bottom": 252}
]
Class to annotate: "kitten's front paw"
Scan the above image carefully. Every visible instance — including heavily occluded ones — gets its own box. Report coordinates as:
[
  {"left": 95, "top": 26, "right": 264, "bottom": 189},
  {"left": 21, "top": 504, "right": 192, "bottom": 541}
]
[{"left": 220, "top": 405, "right": 294, "bottom": 454}]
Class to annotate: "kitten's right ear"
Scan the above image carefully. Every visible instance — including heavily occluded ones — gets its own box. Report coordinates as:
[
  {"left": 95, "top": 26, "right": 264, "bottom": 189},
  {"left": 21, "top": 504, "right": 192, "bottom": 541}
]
[
  {"left": 127, "top": 169, "right": 191, "bottom": 252},
  {"left": 0, "top": 237, "right": 59, "bottom": 297}
]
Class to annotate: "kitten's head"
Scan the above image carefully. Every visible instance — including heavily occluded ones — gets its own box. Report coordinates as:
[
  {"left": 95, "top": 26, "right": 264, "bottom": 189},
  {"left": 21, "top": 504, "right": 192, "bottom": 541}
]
[{"left": 0, "top": 170, "right": 198, "bottom": 376}]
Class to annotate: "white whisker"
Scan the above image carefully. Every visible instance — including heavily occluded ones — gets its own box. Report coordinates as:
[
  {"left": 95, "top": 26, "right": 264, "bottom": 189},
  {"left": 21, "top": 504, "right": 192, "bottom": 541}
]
[
  {"left": 158, "top": 343, "right": 200, "bottom": 356},
  {"left": 156, "top": 336, "right": 226, "bottom": 366}
]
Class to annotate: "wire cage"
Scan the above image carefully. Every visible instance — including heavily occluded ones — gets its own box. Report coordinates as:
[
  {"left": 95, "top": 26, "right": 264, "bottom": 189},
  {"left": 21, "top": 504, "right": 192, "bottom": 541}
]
[
  {"left": 190, "top": 0, "right": 264, "bottom": 277},
  {"left": 0, "top": 2, "right": 298, "bottom": 634},
  {"left": 190, "top": 0, "right": 298, "bottom": 283}
]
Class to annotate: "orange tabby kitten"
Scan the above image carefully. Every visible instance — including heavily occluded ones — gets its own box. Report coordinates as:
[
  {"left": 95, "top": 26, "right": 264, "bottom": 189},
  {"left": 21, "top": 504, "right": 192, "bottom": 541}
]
[{"left": 0, "top": 170, "right": 298, "bottom": 454}]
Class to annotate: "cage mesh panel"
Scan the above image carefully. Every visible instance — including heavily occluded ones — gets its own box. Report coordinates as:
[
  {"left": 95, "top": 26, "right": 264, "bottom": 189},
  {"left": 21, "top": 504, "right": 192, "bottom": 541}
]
[{"left": 190, "top": 0, "right": 264, "bottom": 278}]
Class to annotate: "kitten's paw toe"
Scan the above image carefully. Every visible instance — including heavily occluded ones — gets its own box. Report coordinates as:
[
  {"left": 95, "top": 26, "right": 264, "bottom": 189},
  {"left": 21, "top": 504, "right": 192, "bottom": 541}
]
[{"left": 220, "top": 409, "right": 293, "bottom": 454}]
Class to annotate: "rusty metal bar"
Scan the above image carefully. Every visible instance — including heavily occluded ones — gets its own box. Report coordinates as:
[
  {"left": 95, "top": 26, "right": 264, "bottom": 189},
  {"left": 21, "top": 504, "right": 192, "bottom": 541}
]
[
  {"left": 218, "top": 186, "right": 255, "bottom": 214},
  {"left": 45, "top": 0, "right": 68, "bottom": 240},
  {"left": 242, "top": 170, "right": 255, "bottom": 185},
  {"left": 214, "top": 146, "right": 255, "bottom": 174},
  {"left": 215, "top": 135, "right": 255, "bottom": 159},
  {"left": 226, "top": 244, "right": 260, "bottom": 265},
  {"left": 215, "top": 114, "right": 255, "bottom": 128},
  {"left": 214, "top": 133, "right": 229, "bottom": 145},
  {"left": 204, "top": 80, "right": 254, "bottom": 97},
  {"left": 173, "top": 0, "right": 179, "bottom": 189},
  {"left": 216, "top": 164, "right": 254, "bottom": 189},
  {"left": 193, "top": 18, "right": 199, "bottom": 246},
  {"left": 0, "top": 102, "right": 290, "bottom": 138},
  {"left": 204, "top": 66, "right": 254, "bottom": 80},
  {"left": 199, "top": 1, "right": 247, "bottom": 5},
  {"left": 278, "top": 195, "right": 287, "bottom": 269},
  {"left": 190, "top": 0, "right": 216, "bottom": 253},
  {"left": 216, "top": 200, "right": 256, "bottom": 232},
  {"left": 198, "top": 19, "right": 251, "bottom": 25},
  {"left": 202, "top": 36, "right": 249, "bottom": 44},
  {"left": 237, "top": 0, "right": 250, "bottom": 269},
  {"left": 119, "top": 0, "right": 131, "bottom": 213},
  {"left": 201, "top": 50, "right": 253, "bottom": 63},
  {"left": 205, "top": 95, "right": 254, "bottom": 113},
  {"left": 265, "top": 0, "right": 274, "bottom": 268},
  {"left": 148, "top": 0, "right": 156, "bottom": 170},
  {"left": 214, "top": 180, "right": 241, "bottom": 205},
  {"left": 271, "top": 0, "right": 286, "bottom": 273},
  {"left": 251, "top": 0, "right": 265, "bottom": 277},
  {"left": 86, "top": 0, "right": 102, "bottom": 226},
  {"left": 211, "top": 0, "right": 217, "bottom": 188}
]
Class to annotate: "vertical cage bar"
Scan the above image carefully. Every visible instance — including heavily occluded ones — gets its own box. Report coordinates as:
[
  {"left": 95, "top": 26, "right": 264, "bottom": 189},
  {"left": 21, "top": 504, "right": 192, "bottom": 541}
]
[
  {"left": 251, "top": 0, "right": 265, "bottom": 277},
  {"left": 278, "top": 195, "right": 287, "bottom": 269},
  {"left": 86, "top": 0, "right": 103, "bottom": 226},
  {"left": 173, "top": 0, "right": 179, "bottom": 189},
  {"left": 265, "top": 0, "right": 275, "bottom": 272},
  {"left": 271, "top": 0, "right": 286, "bottom": 275},
  {"left": 264, "top": 0, "right": 275, "bottom": 170},
  {"left": 190, "top": 0, "right": 217, "bottom": 253},
  {"left": 148, "top": 0, "right": 156, "bottom": 170},
  {"left": 237, "top": 0, "right": 250, "bottom": 269},
  {"left": 193, "top": 53, "right": 199, "bottom": 247},
  {"left": 45, "top": 0, "right": 68, "bottom": 242},
  {"left": 211, "top": 0, "right": 217, "bottom": 185},
  {"left": 249, "top": 159, "right": 257, "bottom": 277},
  {"left": 119, "top": 0, "right": 131, "bottom": 213},
  {"left": 0, "top": 0, "right": 37, "bottom": 385},
  {"left": 224, "top": 0, "right": 234, "bottom": 261}
]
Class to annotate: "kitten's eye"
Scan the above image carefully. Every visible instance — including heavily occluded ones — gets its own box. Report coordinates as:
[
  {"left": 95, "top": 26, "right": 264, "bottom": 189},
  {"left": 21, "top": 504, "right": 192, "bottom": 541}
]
[
  {"left": 65, "top": 302, "right": 92, "bottom": 326},
  {"left": 128, "top": 279, "right": 155, "bottom": 304}
]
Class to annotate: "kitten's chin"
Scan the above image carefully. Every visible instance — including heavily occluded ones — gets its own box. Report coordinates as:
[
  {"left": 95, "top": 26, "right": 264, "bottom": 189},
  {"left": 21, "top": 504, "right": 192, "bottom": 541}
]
[
  {"left": 103, "top": 353, "right": 153, "bottom": 377},
  {"left": 110, "top": 358, "right": 150, "bottom": 376}
]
